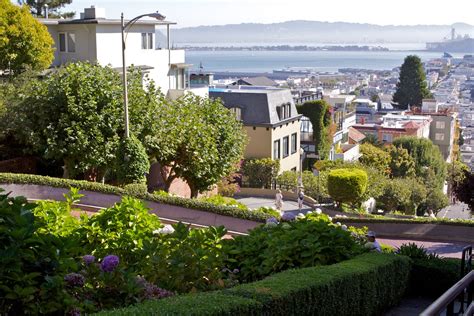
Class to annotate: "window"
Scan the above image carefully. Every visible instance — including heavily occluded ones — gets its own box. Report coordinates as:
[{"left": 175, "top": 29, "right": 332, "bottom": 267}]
[
  {"left": 436, "top": 121, "right": 446, "bottom": 129},
  {"left": 291, "top": 133, "right": 297, "bottom": 154},
  {"left": 141, "top": 33, "right": 153, "bottom": 49},
  {"left": 59, "top": 32, "right": 75, "bottom": 52},
  {"left": 59, "top": 33, "right": 66, "bottom": 52},
  {"left": 382, "top": 133, "right": 392, "bottom": 142},
  {"left": 277, "top": 103, "right": 292, "bottom": 120},
  {"left": 273, "top": 140, "right": 280, "bottom": 159},
  {"left": 283, "top": 136, "right": 289, "bottom": 158},
  {"left": 435, "top": 133, "right": 445, "bottom": 141},
  {"left": 230, "top": 107, "right": 242, "bottom": 121}
]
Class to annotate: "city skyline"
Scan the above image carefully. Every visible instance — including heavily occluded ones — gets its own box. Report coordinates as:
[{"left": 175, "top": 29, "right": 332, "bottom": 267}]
[{"left": 63, "top": 0, "right": 474, "bottom": 28}]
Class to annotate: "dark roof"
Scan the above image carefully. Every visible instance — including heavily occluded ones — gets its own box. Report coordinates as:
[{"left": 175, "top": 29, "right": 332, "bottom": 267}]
[
  {"left": 209, "top": 89, "right": 301, "bottom": 126},
  {"left": 234, "top": 76, "right": 277, "bottom": 87},
  {"left": 38, "top": 18, "right": 176, "bottom": 26}
]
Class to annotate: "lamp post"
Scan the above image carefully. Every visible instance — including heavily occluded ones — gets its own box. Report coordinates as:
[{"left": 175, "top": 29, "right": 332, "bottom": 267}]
[
  {"left": 298, "top": 148, "right": 305, "bottom": 189},
  {"left": 121, "top": 11, "right": 166, "bottom": 138}
]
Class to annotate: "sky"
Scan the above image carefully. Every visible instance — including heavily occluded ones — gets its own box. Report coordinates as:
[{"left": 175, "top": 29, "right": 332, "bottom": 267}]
[{"left": 63, "top": 0, "right": 473, "bottom": 28}]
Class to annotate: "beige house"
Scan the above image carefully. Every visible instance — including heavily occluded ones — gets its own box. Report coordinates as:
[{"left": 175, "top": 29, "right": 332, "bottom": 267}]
[{"left": 209, "top": 87, "right": 302, "bottom": 173}]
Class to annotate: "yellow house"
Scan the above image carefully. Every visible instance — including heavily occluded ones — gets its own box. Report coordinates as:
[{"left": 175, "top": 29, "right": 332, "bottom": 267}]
[{"left": 210, "top": 87, "right": 302, "bottom": 173}]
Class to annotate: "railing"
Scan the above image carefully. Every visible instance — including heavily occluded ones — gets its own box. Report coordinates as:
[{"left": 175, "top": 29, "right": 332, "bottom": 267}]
[{"left": 421, "top": 246, "right": 473, "bottom": 316}]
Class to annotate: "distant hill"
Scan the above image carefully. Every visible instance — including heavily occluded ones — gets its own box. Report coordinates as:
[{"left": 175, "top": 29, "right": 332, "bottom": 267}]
[{"left": 165, "top": 21, "right": 474, "bottom": 45}]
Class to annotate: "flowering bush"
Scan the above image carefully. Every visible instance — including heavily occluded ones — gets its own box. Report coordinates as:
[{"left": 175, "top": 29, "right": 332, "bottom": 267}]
[{"left": 224, "top": 216, "right": 365, "bottom": 282}]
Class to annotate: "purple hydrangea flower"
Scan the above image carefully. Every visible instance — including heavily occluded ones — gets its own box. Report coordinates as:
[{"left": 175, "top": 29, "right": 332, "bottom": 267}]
[
  {"left": 64, "top": 273, "right": 85, "bottom": 287},
  {"left": 67, "top": 307, "right": 81, "bottom": 316},
  {"left": 143, "top": 283, "right": 174, "bottom": 300},
  {"left": 266, "top": 217, "right": 279, "bottom": 224},
  {"left": 100, "top": 255, "right": 120, "bottom": 272},
  {"left": 82, "top": 255, "right": 95, "bottom": 266},
  {"left": 281, "top": 212, "right": 296, "bottom": 222}
]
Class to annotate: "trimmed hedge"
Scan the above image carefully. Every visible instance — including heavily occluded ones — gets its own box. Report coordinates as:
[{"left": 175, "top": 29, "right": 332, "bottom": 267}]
[
  {"left": 224, "top": 253, "right": 410, "bottom": 316},
  {"left": 0, "top": 173, "right": 270, "bottom": 222},
  {"left": 94, "top": 292, "right": 263, "bottom": 316},
  {"left": 335, "top": 216, "right": 474, "bottom": 227},
  {"left": 408, "top": 257, "right": 461, "bottom": 297},
  {"left": 327, "top": 168, "right": 368, "bottom": 204},
  {"left": 93, "top": 253, "right": 411, "bottom": 316}
]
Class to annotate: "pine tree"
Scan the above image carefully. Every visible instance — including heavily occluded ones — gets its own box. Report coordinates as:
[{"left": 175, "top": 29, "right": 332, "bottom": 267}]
[
  {"left": 19, "top": 0, "right": 74, "bottom": 18},
  {"left": 393, "top": 55, "right": 432, "bottom": 110}
]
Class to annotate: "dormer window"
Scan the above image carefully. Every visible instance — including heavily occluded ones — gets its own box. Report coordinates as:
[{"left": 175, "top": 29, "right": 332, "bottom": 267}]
[
  {"left": 277, "top": 103, "right": 292, "bottom": 120},
  {"left": 230, "top": 107, "right": 242, "bottom": 121}
]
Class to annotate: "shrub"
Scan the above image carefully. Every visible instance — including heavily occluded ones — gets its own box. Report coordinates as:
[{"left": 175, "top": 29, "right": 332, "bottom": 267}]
[
  {"left": 140, "top": 223, "right": 230, "bottom": 293},
  {"left": 94, "top": 292, "right": 263, "bottom": 316},
  {"left": 225, "top": 253, "right": 410, "bottom": 316},
  {"left": 327, "top": 168, "right": 368, "bottom": 205},
  {"left": 199, "top": 195, "right": 248, "bottom": 211},
  {"left": 77, "top": 197, "right": 162, "bottom": 267},
  {"left": 224, "top": 217, "right": 364, "bottom": 282},
  {"left": 94, "top": 253, "right": 410, "bottom": 316},
  {"left": 0, "top": 190, "right": 78, "bottom": 315},
  {"left": 114, "top": 135, "right": 150, "bottom": 185},
  {"left": 241, "top": 158, "right": 279, "bottom": 188},
  {"left": 276, "top": 171, "right": 298, "bottom": 191},
  {"left": 253, "top": 206, "right": 280, "bottom": 218},
  {"left": 397, "top": 243, "right": 461, "bottom": 297}
]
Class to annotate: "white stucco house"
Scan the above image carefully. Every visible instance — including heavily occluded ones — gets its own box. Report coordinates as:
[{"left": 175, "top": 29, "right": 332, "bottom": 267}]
[{"left": 39, "top": 6, "right": 207, "bottom": 99}]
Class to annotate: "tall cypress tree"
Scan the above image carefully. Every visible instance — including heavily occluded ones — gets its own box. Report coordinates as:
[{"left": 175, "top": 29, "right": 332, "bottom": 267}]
[{"left": 393, "top": 55, "right": 432, "bottom": 110}]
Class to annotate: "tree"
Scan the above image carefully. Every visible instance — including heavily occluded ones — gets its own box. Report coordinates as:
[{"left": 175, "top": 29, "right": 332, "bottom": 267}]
[
  {"left": 453, "top": 169, "right": 474, "bottom": 213},
  {"left": 20, "top": 0, "right": 74, "bottom": 18},
  {"left": 7, "top": 62, "right": 124, "bottom": 179},
  {"left": 447, "top": 160, "right": 469, "bottom": 194},
  {"left": 147, "top": 94, "right": 247, "bottom": 197},
  {"left": 405, "top": 178, "right": 427, "bottom": 215},
  {"left": 388, "top": 146, "right": 416, "bottom": 178},
  {"left": 327, "top": 168, "right": 368, "bottom": 206},
  {"left": 392, "top": 137, "right": 447, "bottom": 189},
  {"left": 378, "top": 178, "right": 412, "bottom": 213},
  {"left": 296, "top": 100, "right": 332, "bottom": 159},
  {"left": 422, "top": 189, "right": 449, "bottom": 215},
  {"left": 114, "top": 135, "right": 150, "bottom": 185},
  {"left": 393, "top": 55, "right": 432, "bottom": 109},
  {"left": 359, "top": 143, "right": 391, "bottom": 174},
  {"left": 0, "top": 0, "right": 54, "bottom": 74}
]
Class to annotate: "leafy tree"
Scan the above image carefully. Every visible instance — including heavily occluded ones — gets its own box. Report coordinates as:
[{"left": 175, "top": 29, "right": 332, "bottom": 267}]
[
  {"left": 361, "top": 134, "right": 383, "bottom": 147},
  {"left": 419, "top": 189, "right": 449, "bottom": 215},
  {"left": 0, "top": 0, "right": 54, "bottom": 74},
  {"left": 453, "top": 169, "right": 474, "bottom": 213},
  {"left": 114, "top": 135, "right": 150, "bottom": 185},
  {"left": 378, "top": 178, "right": 412, "bottom": 213},
  {"left": 388, "top": 146, "right": 416, "bottom": 178},
  {"left": 405, "top": 178, "right": 428, "bottom": 215},
  {"left": 20, "top": 0, "right": 74, "bottom": 18},
  {"left": 327, "top": 168, "right": 368, "bottom": 206},
  {"left": 393, "top": 55, "right": 432, "bottom": 109},
  {"left": 241, "top": 158, "right": 279, "bottom": 189},
  {"left": 276, "top": 171, "right": 299, "bottom": 191},
  {"left": 392, "top": 137, "right": 447, "bottom": 189},
  {"left": 359, "top": 143, "right": 391, "bottom": 174},
  {"left": 7, "top": 62, "right": 124, "bottom": 179},
  {"left": 447, "top": 160, "right": 469, "bottom": 194},
  {"left": 296, "top": 100, "right": 332, "bottom": 159},
  {"left": 147, "top": 95, "right": 246, "bottom": 197}
]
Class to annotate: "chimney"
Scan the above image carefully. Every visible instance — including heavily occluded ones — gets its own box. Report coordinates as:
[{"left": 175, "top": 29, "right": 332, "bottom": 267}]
[{"left": 82, "top": 6, "right": 106, "bottom": 19}]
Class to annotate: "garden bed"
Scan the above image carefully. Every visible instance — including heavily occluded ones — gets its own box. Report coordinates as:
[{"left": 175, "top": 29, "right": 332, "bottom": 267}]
[{"left": 95, "top": 253, "right": 411, "bottom": 316}]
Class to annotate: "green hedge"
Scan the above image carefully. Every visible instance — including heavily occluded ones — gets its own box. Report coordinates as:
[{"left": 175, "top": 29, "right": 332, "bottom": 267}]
[
  {"left": 93, "top": 253, "right": 411, "bottom": 316},
  {"left": 0, "top": 173, "right": 270, "bottom": 222},
  {"left": 335, "top": 216, "right": 474, "bottom": 227},
  {"left": 408, "top": 257, "right": 461, "bottom": 297},
  {"left": 94, "top": 292, "right": 263, "bottom": 316}
]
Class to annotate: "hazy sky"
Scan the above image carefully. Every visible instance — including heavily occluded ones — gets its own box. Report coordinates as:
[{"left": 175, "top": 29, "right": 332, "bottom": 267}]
[{"left": 65, "top": 0, "right": 473, "bottom": 28}]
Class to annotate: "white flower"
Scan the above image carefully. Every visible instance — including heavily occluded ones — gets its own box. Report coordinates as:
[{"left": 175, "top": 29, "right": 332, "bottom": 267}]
[
  {"left": 341, "top": 225, "right": 348, "bottom": 231},
  {"left": 296, "top": 213, "right": 305, "bottom": 220},
  {"left": 306, "top": 211, "right": 313, "bottom": 214},
  {"left": 336, "top": 222, "right": 342, "bottom": 226},
  {"left": 154, "top": 224, "right": 175, "bottom": 235},
  {"left": 315, "top": 208, "right": 322, "bottom": 215},
  {"left": 328, "top": 216, "right": 332, "bottom": 221}
]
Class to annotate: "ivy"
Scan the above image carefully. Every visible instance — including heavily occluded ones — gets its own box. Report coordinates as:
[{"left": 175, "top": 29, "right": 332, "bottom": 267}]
[{"left": 296, "top": 100, "right": 332, "bottom": 159}]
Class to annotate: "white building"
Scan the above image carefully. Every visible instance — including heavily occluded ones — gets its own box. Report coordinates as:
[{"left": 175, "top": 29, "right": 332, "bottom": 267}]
[{"left": 39, "top": 6, "right": 207, "bottom": 98}]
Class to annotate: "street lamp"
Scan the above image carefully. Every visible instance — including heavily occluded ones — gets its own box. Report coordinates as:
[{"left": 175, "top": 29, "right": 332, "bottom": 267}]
[
  {"left": 121, "top": 11, "right": 166, "bottom": 138},
  {"left": 298, "top": 148, "right": 305, "bottom": 189}
]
